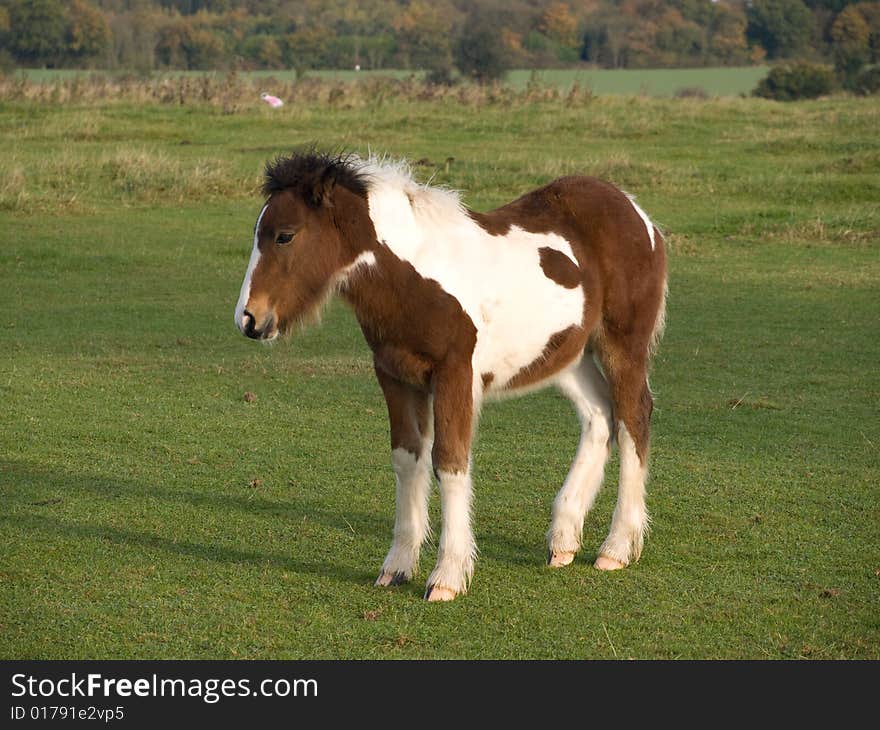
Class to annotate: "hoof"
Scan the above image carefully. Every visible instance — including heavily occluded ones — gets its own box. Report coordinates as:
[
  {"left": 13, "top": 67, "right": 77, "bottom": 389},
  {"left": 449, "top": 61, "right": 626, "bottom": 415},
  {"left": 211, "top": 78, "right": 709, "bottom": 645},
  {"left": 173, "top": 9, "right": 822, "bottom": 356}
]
[
  {"left": 375, "top": 571, "right": 408, "bottom": 587},
  {"left": 424, "top": 585, "right": 458, "bottom": 602},
  {"left": 594, "top": 554, "right": 627, "bottom": 571},
  {"left": 547, "top": 550, "right": 576, "bottom": 568}
]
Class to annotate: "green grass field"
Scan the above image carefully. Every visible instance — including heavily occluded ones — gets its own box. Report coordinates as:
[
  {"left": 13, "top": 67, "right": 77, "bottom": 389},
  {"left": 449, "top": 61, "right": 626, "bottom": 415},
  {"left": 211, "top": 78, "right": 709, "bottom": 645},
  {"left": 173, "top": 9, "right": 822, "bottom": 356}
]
[
  {"left": 18, "top": 66, "right": 770, "bottom": 97},
  {"left": 259, "top": 67, "right": 770, "bottom": 96},
  {"left": 1, "top": 89, "right": 878, "bottom": 659}
]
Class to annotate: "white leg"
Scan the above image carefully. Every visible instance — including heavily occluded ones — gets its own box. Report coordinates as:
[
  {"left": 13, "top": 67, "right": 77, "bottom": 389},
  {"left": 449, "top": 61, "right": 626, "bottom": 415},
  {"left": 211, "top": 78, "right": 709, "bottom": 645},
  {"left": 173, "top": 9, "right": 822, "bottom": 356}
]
[
  {"left": 548, "top": 356, "right": 614, "bottom": 566},
  {"left": 376, "top": 438, "right": 432, "bottom": 585},
  {"left": 596, "top": 423, "right": 649, "bottom": 569},
  {"left": 425, "top": 468, "right": 476, "bottom": 600}
]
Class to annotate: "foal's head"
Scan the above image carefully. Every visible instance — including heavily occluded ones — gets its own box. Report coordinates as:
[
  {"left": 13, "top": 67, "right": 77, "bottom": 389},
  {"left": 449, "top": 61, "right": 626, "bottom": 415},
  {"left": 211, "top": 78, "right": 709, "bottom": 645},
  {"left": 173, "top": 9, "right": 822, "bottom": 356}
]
[{"left": 234, "top": 152, "right": 371, "bottom": 340}]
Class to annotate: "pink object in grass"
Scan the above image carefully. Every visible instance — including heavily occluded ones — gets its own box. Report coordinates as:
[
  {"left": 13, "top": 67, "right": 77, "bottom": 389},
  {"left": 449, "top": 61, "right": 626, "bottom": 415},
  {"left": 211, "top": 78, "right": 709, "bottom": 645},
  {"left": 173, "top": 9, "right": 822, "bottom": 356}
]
[{"left": 260, "top": 92, "right": 284, "bottom": 108}]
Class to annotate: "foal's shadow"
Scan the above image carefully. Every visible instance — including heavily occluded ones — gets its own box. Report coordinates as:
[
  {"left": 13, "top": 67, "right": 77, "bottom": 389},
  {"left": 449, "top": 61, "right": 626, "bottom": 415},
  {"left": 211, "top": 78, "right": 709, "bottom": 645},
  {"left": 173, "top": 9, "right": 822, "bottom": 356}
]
[
  {"left": 3, "top": 459, "right": 572, "bottom": 586},
  {"left": 1, "top": 459, "right": 384, "bottom": 585},
  {"left": 3, "top": 511, "right": 377, "bottom": 585}
]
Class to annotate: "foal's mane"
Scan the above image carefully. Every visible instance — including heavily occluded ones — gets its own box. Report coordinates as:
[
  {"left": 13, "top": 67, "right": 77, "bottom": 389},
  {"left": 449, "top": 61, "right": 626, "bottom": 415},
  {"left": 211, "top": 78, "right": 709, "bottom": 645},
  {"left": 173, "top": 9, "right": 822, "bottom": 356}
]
[
  {"left": 262, "top": 150, "right": 370, "bottom": 205},
  {"left": 263, "top": 149, "right": 466, "bottom": 228}
]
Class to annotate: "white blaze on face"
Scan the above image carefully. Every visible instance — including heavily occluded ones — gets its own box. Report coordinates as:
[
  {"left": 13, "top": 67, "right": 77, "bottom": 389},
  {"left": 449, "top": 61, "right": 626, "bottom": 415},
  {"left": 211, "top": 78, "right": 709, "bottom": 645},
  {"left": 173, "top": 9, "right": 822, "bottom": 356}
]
[{"left": 235, "top": 203, "right": 268, "bottom": 332}]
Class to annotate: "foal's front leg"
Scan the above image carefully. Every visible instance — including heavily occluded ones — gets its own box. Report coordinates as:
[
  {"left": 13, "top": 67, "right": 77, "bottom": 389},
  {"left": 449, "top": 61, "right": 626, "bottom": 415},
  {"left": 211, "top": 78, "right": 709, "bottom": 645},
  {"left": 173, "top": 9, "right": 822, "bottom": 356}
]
[
  {"left": 374, "top": 367, "right": 433, "bottom": 587},
  {"left": 425, "top": 364, "right": 478, "bottom": 602}
]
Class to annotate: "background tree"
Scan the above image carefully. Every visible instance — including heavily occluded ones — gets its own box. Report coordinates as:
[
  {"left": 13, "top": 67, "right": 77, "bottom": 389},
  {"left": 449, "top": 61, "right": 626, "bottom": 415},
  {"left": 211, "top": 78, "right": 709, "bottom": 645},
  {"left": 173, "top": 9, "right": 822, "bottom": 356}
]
[
  {"left": 4, "top": 0, "right": 68, "bottom": 66},
  {"left": 802, "top": 0, "right": 859, "bottom": 12},
  {"left": 240, "top": 33, "right": 283, "bottom": 69},
  {"left": 106, "top": 7, "right": 160, "bottom": 73},
  {"left": 326, "top": 0, "right": 395, "bottom": 69},
  {"left": 530, "top": 1, "right": 581, "bottom": 63},
  {"left": 747, "top": 0, "right": 814, "bottom": 58},
  {"left": 852, "top": 1, "right": 880, "bottom": 61},
  {"left": 541, "top": 1, "right": 579, "bottom": 47},
  {"left": 707, "top": 2, "right": 750, "bottom": 65},
  {"left": 185, "top": 24, "right": 227, "bottom": 69},
  {"left": 0, "top": 5, "right": 11, "bottom": 71},
  {"left": 0, "top": 0, "right": 875, "bottom": 73},
  {"left": 580, "top": 5, "right": 638, "bottom": 68},
  {"left": 453, "top": 7, "right": 512, "bottom": 82},
  {"left": 392, "top": 0, "right": 458, "bottom": 71},
  {"left": 155, "top": 17, "right": 189, "bottom": 68},
  {"left": 67, "top": 0, "right": 112, "bottom": 66},
  {"left": 830, "top": 4, "right": 871, "bottom": 83},
  {"left": 753, "top": 59, "right": 835, "bottom": 98},
  {"left": 283, "top": 27, "right": 330, "bottom": 77}
]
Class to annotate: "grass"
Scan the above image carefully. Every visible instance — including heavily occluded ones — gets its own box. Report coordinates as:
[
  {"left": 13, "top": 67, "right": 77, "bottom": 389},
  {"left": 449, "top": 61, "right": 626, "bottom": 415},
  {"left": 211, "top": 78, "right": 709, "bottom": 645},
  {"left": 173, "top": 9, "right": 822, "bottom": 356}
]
[
  {"left": 0, "top": 87, "right": 878, "bottom": 659},
  {"left": 15, "top": 66, "right": 770, "bottom": 97}
]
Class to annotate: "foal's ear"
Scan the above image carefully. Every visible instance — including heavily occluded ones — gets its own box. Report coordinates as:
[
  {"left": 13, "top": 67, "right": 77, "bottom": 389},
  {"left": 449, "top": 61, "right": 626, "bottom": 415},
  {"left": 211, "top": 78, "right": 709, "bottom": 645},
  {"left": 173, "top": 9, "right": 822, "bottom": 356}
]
[{"left": 310, "top": 167, "right": 337, "bottom": 208}]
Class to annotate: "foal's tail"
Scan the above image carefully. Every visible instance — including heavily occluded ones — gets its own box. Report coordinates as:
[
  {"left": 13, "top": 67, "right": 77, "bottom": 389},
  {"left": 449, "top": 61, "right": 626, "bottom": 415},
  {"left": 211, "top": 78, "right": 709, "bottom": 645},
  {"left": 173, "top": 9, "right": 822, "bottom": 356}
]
[
  {"left": 621, "top": 193, "right": 668, "bottom": 362},
  {"left": 649, "top": 281, "right": 668, "bottom": 359},
  {"left": 645, "top": 225, "right": 668, "bottom": 361}
]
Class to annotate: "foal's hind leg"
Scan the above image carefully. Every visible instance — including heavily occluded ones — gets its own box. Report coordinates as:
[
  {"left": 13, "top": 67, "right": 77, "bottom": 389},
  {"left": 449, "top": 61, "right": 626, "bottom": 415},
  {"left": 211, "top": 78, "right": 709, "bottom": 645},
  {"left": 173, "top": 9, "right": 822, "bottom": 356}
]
[
  {"left": 374, "top": 366, "right": 433, "bottom": 586},
  {"left": 595, "top": 342, "right": 654, "bottom": 570},
  {"left": 547, "top": 355, "right": 614, "bottom": 567}
]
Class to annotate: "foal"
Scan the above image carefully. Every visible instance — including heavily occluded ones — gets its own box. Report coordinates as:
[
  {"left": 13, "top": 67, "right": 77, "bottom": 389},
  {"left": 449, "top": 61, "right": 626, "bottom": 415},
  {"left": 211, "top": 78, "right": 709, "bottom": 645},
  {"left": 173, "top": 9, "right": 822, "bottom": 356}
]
[{"left": 234, "top": 152, "right": 667, "bottom": 602}]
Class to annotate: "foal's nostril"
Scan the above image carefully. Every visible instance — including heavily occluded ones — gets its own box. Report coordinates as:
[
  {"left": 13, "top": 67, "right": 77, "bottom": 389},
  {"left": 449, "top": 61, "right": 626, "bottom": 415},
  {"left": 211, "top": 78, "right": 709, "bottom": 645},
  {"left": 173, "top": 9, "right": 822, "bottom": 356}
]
[{"left": 241, "top": 310, "right": 259, "bottom": 339}]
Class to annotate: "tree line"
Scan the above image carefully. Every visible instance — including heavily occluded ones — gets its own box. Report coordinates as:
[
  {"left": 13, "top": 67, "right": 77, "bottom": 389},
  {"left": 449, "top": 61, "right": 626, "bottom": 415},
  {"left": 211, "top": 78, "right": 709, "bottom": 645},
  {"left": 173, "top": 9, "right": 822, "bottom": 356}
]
[{"left": 1, "top": 0, "right": 878, "bottom": 82}]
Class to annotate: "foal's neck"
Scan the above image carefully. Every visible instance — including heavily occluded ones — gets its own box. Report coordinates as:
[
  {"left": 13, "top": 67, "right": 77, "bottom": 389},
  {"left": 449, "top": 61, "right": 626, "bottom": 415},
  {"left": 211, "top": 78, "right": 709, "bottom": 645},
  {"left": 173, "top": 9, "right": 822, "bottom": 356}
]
[
  {"left": 333, "top": 188, "right": 447, "bottom": 355},
  {"left": 338, "top": 245, "right": 406, "bottom": 339}
]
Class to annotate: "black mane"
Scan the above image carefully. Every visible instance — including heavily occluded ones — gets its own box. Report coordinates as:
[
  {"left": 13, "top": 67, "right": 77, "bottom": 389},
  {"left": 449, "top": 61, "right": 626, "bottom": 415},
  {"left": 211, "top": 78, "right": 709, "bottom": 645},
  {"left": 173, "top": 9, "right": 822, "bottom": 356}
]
[{"left": 262, "top": 150, "right": 370, "bottom": 206}]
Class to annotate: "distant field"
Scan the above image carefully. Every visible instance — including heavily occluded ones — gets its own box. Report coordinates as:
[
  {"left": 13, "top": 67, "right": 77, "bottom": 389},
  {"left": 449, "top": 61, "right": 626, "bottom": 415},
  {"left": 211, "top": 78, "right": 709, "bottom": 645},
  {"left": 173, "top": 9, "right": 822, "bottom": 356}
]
[
  {"left": 1, "top": 91, "right": 878, "bottom": 659},
  {"left": 506, "top": 67, "right": 770, "bottom": 96},
  {"left": 16, "top": 66, "right": 770, "bottom": 97}
]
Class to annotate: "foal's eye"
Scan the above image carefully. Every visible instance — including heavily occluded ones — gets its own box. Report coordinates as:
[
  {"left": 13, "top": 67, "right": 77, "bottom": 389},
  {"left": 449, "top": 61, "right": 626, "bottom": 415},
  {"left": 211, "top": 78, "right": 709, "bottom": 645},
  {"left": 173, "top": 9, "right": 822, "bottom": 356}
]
[{"left": 276, "top": 232, "right": 295, "bottom": 245}]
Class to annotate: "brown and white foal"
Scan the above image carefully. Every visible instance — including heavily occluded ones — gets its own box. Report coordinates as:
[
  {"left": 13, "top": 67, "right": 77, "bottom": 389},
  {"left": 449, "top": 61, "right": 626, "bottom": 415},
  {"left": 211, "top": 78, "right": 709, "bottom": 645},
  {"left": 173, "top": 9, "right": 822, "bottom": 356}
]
[{"left": 234, "top": 152, "right": 667, "bottom": 601}]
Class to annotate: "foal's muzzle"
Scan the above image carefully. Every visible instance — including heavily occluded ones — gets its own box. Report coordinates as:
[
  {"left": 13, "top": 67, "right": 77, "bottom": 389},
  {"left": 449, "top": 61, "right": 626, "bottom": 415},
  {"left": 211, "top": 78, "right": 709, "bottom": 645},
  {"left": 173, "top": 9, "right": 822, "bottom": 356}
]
[{"left": 240, "top": 310, "right": 276, "bottom": 340}]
